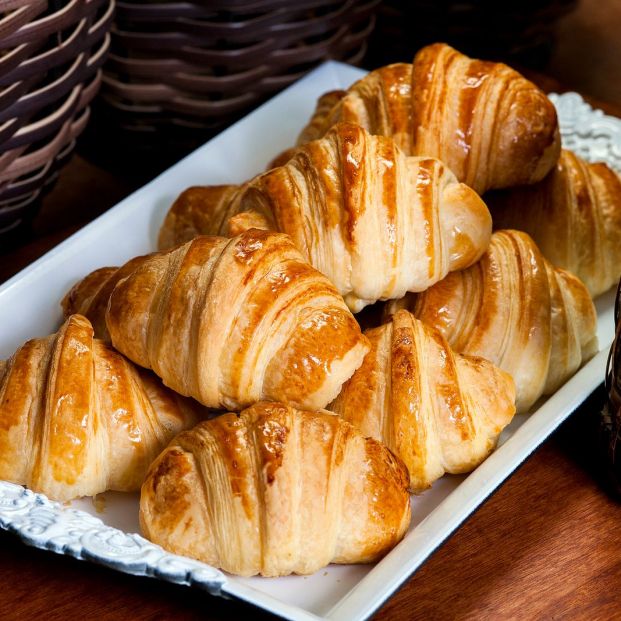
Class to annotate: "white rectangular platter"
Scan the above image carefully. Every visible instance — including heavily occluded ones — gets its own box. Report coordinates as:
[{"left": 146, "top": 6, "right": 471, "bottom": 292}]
[{"left": 0, "top": 61, "right": 618, "bottom": 621}]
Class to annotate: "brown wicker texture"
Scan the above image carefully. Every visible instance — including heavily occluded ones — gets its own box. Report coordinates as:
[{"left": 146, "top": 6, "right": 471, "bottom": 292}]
[
  {"left": 603, "top": 279, "right": 621, "bottom": 494},
  {"left": 0, "top": 0, "right": 113, "bottom": 237},
  {"left": 608, "top": 283, "right": 621, "bottom": 414},
  {"left": 101, "top": 0, "right": 379, "bottom": 133}
]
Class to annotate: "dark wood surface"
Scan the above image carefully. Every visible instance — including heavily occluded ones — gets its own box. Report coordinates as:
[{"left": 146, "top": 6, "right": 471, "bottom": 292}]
[{"left": 2, "top": 3, "right": 621, "bottom": 618}]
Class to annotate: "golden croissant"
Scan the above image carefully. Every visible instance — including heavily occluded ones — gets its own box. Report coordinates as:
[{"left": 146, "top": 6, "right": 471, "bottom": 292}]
[
  {"left": 61, "top": 254, "right": 150, "bottom": 341},
  {"left": 385, "top": 230, "right": 598, "bottom": 413},
  {"left": 287, "top": 43, "right": 560, "bottom": 194},
  {"left": 0, "top": 315, "right": 204, "bottom": 501},
  {"left": 140, "top": 401, "right": 411, "bottom": 577},
  {"left": 267, "top": 89, "right": 347, "bottom": 170},
  {"left": 106, "top": 228, "right": 369, "bottom": 410},
  {"left": 488, "top": 149, "right": 621, "bottom": 297},
  {"left": 330, "top": 310, "right": 516, "bottom": 492},
  {"left": 158, "top": 123, "right": 492, "bottom": 312}
]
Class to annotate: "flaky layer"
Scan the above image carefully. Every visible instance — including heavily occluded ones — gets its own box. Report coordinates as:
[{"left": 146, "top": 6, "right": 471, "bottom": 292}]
[
  {"left": 386, "top": 230, "right": 598, "bottom": 413},
  {"left": 140, "top": 402, "right": 411, "bottom": 576},
  {"left": 106, "top": 229, "right": 369, "bottom": 410},
  {"left": 330, "top": 310, "right": 516, "bottom": 491},
  {"left": 0, "top": 315, "right": 203, "bottom": 501},
  {"left": 158, "top": 123, "right": 492, "bottom": 312},
  {"left": 61, "top": 254, "right": 152, "bottom": 341},
  {"left": 489, "top": 149, "right": 621, "bottom": 297}
]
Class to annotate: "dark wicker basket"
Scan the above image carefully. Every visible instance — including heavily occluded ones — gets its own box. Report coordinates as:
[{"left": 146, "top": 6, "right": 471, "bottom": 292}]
[
  {"left": 85, "top": 0, "right": 378, "bottom": 172},
  {"left": 602, "top": 280, "right": 621, "bottom": 495},
  {"left": 0, "top": 0, "right": 113, "bottom": 238}
]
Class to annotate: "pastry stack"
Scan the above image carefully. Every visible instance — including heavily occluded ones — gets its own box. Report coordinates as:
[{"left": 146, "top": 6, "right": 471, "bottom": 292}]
[{"left": 1, "top": 43, "right": 617, "bottom": 578}]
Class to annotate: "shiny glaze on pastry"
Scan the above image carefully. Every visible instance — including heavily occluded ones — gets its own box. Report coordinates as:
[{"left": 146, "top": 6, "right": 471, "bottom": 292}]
[
  {"left": 61, "top": 254, "right": 151, "bottom": 341},
  {"left": 330, "top": 310, "right": 516, "bottom": 491},
  {"left": 289, "top": 43, "right": 560, "bottom": 194},
  {"left": 0, "top": 315, "right": 203, "bottom": 501},
  {"left": 106, "top": 228, "right": 369, "bottom": 410},
  {"left": 158, "top": 123, "right": 492, "bottom": 312},
  {"left": 489, "top": 149, "right": 621, "bottom": 297},
  {"left": 157, "top": 186, "right": 240, "bottom": 251},
  {"left": 386, "top": 230, "right": 598, "bottom": 413},
  {"left": 140, "top": 401, "right": 411, "bottom": 577},
  {"left": 267, "top": 90, "right": 348, "bottom": 170}
]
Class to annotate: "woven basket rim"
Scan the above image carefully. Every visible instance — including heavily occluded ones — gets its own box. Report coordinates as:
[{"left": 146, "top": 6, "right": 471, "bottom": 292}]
[
  {"left": 100, "top": 0, "right": 376, "bottom": 127},
  {"left": 0, "top": 0, "right": 112, "bottom": 223}
]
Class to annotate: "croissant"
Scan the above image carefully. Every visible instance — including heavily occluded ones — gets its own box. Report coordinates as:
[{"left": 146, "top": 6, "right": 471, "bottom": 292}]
[
  {"left": 0, "top": 315, "right": 204, "bottom": 501},
  {"left": 289, "top": 43, "right": 560, "bottom": 194},
  {"left": 158, "top": 123, "right": 492, "bottom": 312},
  {"left": 385, "top": 230, "right": 598, "bottom": 413},
  {"left": 157, "top": 186, "right": 240, "bottom": 252},
  {"left": 330, "top": 310, "right": 515, "bottom": 492},
  {"left": 106, "top": 228, "right": 369, "bottom": 410},
  {"left": 267, "top": 89, "right": 347, "bottom": 169},
  {"left": 488, "top": 149, "right": 621, "bottom": 297},
  {"left": 61, "top": 254, "right": 151, "bottom": 341},
  {"left": 140, "top": 401, "right": 411, "bottom": 577}
]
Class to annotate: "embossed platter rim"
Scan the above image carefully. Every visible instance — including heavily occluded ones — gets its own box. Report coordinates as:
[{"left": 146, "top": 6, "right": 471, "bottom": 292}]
[{"left": 0, "top": 62, "right": 618, "bottom": 621}]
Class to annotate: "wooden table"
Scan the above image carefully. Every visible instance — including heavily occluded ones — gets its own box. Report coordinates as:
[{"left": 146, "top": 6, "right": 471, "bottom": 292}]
[{"left": 2, "top": 68, "right": 621, "bottom": 621}]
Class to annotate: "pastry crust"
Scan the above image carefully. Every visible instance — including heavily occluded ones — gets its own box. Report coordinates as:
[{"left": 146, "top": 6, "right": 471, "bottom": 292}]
[
  {"left": 158, "top": 123, "right": 492, "bottom": 312},
  {"left": 489, "top": 149, "right": 621, "bottom": 297},
  {"left": 0, "top": 315, "right": 204, "bottom": 501},
  {"left": 287, "top": 44, "right": 560, "bottom": 194},
  {"left": 140, "top": 401, "right": 411, "bottom": 577},
  {"left": 386, "top": 230, "right": 598, "bottom": 413},
  {"left": 157, "top": 186, "right": 240, "bottom": 251},
  {"left": 267, "top": 90, "right": 348, "bottom": 169},
  {"left": 409, "top": 44, "right": 560, "bottom": 193},
  {"left": 330, "top": 310, "right": 516, "bottom": 492},
  {"left": 106, "top": 228, "right": 369, "bottom": 411},
  {"left": 61, "top": 254, "right": 151, "bottom": 341}
]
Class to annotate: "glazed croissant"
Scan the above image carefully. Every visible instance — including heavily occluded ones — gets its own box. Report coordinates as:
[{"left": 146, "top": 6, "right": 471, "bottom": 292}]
[
  {"left": 488, "top": 149, "right": 621, "bottom": 297},
  {"left": 289, "top": 43, "right": 560, "bottom": 194},
  {"left": 267, "top": 89, "right": 347, "bottom": 170},
  {"left": 61, "top": 254, "right": 150, "bottom": 341},
  {"left": 156, "top": 186, "right": 240, "bottom": 253},
  {"left": 0, "top": 315, "right": 203, "bottom": 501},
  {"left": 106, "top": 228, "right": 369, "bottom": 410},
  {"left": 386, "top": 230, "right": 598, "bottom": 413},
  {"left": 140, "top": 401, "right": 411, "bottom": 577},
  {"left": 158, "top": 123, "right": 492, "bottom": 312},
  {"left": 330, "top": 310, "right": 516, "bottom": 492}
]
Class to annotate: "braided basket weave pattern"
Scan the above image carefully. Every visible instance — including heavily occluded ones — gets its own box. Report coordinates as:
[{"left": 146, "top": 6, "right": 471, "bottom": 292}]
[
  {"left": 101, "top": 0, "right": 378, "bottom": 134},
  {"left": 603, "top": 280, "right": 621, "bottom": 494},
  {"left": 0, "top": 0, "right": 113, "bottom": 237}
]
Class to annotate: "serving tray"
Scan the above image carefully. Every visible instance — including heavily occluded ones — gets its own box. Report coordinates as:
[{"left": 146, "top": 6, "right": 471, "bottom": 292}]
[{"left": 0, "top": 62, "right": 618, "bottom": 621}]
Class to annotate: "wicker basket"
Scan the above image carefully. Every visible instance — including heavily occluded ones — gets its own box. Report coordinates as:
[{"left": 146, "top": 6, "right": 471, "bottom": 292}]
[
  {"left": 86, "top": 0, "right": 378, "bottom": 170},
  {"left": 602, "top": 279, "right": 621, "bottom": 495},
  {"left": 0, "top": 0, "right": 113, "bottom": 238}
]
